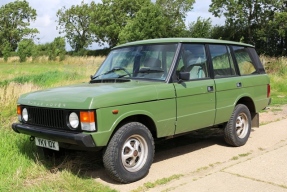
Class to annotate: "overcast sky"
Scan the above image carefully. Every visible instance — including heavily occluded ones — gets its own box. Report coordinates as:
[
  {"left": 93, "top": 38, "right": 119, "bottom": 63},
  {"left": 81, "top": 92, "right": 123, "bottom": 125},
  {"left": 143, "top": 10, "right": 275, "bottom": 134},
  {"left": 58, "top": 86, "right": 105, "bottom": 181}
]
[{"left": 0, "top": 0, "right": 224, "bottom": 49}]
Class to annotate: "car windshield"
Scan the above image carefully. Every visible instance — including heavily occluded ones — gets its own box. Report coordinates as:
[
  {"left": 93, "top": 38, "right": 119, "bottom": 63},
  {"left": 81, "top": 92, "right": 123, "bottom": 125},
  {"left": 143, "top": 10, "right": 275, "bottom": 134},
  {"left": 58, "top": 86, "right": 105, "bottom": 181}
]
[{"left": 92, "top": 43, "right": 179, "bottom": 81}]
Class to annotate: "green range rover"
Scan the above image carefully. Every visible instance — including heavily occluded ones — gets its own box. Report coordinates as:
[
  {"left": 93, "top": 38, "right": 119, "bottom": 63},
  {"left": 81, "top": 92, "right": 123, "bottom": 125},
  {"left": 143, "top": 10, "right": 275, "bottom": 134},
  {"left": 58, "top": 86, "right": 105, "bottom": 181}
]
[{"left": 12, "top": 38, "right": 271, "bottom": 183}]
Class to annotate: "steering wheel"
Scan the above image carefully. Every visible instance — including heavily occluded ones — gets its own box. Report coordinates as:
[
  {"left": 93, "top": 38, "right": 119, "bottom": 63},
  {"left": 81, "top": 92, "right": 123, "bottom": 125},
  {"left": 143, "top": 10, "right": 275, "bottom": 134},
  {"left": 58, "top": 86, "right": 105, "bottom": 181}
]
[{"left": 114, "top": 67, "right": 132, "bottom": 77}]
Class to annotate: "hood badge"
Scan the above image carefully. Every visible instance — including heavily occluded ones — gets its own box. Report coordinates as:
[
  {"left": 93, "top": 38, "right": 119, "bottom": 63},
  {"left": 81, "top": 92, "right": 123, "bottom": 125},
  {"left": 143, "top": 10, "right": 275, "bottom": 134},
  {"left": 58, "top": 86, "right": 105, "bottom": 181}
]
[{"left": 27, "top": 101, "right": 66, "bottom": 108}]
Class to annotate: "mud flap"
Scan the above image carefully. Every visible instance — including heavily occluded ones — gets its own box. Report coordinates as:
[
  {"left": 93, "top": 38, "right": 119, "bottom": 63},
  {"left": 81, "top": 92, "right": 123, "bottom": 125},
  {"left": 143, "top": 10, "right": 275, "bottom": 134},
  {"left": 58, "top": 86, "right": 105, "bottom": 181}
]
[{"left": 251, "top": 113, "right": 259, "bottom": 128}]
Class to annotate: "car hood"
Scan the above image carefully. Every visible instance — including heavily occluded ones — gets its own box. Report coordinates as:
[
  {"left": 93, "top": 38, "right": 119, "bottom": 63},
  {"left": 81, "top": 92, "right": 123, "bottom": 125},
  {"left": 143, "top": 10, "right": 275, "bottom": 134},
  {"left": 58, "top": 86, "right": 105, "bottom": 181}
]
[{"left": 18, "top": 80, "right": 166, "bottom": 109}]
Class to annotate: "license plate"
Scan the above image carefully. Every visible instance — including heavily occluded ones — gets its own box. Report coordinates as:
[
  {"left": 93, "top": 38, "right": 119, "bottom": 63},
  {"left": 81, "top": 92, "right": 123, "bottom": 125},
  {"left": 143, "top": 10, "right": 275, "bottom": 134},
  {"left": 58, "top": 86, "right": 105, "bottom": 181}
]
[{"left": 35, "top": 137, "right": 59, "bottom": 151}]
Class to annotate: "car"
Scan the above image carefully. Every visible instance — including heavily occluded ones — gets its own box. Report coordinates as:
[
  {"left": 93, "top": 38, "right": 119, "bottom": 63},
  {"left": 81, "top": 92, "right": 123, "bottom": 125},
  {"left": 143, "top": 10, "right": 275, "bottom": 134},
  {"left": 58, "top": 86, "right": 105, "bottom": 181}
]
[{"left": 12, "top": 38, "right": 271, "bottom": 183}]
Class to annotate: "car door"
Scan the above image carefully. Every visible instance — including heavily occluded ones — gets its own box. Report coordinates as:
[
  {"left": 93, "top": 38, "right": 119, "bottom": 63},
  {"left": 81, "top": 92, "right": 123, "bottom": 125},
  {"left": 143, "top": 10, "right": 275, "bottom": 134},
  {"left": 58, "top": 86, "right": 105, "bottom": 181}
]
[
  {"left": 208, "top": 44, "right": 244, "bottom": 125},
  {"left": 173, "top": 44, "right": 216, "bottom": 134}
]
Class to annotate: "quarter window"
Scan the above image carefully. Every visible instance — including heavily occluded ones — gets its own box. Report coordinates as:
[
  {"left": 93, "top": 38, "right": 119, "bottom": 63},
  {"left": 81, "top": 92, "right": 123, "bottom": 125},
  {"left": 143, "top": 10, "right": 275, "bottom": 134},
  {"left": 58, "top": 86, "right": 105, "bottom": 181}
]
[
  {"left": 209, "top": 45, "right": 236, "bottom": 77},
  {"left": 232, "top": 46, "right": 257, "bottom": 75}
]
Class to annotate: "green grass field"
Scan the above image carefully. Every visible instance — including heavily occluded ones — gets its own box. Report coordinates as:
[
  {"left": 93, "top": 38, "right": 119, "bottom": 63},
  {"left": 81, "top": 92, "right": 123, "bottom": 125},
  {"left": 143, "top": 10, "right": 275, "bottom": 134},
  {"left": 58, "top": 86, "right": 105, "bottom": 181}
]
[
  {"left": 0, "top": 57, "right": 117, "bottom": 192},
  {"left": 0, "top": 56, "right": 286, "bottom": 191}
]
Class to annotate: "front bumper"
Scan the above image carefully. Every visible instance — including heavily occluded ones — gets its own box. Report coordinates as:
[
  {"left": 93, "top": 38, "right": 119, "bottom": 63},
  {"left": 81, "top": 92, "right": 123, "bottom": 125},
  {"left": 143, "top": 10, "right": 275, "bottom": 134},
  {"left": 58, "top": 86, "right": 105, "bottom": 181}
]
[{"left": 12, "top": 123, "right": 96, "bottom": 148}]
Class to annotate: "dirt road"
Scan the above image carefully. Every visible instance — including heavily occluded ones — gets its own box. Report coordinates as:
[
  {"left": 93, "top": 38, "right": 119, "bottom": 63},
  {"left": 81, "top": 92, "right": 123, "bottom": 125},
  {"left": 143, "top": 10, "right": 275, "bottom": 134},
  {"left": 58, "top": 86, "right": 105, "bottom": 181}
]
[{"left": 92, "top": 105, "right": 287, "bottom": 192}]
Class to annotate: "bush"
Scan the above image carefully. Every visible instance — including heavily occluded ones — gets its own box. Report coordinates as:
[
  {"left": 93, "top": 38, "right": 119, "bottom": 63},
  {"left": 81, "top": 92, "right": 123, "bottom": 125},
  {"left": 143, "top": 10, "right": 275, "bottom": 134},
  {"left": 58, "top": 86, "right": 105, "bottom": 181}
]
[{"left": 17, "top": 39, "right": 35, "bottom": 62}]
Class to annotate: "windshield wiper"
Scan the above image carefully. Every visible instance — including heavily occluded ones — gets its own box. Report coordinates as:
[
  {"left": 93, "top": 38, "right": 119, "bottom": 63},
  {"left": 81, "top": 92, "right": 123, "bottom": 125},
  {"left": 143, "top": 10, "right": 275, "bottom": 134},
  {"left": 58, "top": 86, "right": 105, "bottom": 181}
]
[
  {"left": 138, "top": 68, "right": 164, "bottom": 73},
  {"left": 91, "top": 67, "right": 131, "bottom": 80}
]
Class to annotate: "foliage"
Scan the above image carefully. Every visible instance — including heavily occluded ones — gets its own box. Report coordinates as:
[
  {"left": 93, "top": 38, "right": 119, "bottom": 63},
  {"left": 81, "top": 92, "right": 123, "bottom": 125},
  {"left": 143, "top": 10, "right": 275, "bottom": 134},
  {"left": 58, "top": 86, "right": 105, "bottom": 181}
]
[
  {"left": 209, "top": 0, "right": 287, "bottom": 56},
  {"left": 186, "top": 17, "right": 213, "bottom": 38},
  {"left": 2, "top": 40, "right": 12, "bottom": 62},
  {"left": 118, "top": 3, "right": 169, "bottom": 43},
  {"left": 48, "top": 37, "right": 66, "bottom": 61},
  {"left": 1, "top": 0, "right": 287, "bottom": 57},
  {"left": 90, "top": 0, "right": 150, "bottom": 47},
  {"left": 56, "top": 1, "right": 94, "bottom": 51},
  {"left": 0, "top": 0, "right": 38, "bottom": 54},
  {"left": 13, "top": 37, "right": 66, "bottom": 62},
  {"left": 17, "top": 39, "right": 35, "bottom": 62},
  {"left": 117, "top": 0, "right": 195, "bottom": 44},
  {"left": 267, "top": 11, "right": 287, "bottom": 56},
  {"left": 155, "top": 0, "right": 195, "bottom": 38}
]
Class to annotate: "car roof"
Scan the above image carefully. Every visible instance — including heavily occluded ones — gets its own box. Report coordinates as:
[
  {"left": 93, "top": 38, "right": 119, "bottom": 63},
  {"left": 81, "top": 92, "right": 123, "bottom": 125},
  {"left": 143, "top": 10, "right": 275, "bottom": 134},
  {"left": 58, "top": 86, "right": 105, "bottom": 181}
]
[{"left": 114, "top": 38, "right": 254, "bottom": 49}]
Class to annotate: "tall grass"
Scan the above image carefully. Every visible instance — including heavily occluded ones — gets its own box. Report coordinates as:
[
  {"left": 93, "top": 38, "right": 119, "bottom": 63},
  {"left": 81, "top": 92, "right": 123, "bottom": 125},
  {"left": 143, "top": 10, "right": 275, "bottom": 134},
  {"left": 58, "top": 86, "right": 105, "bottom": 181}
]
[
  {"left": 0, "top": 83, "right": 40, "bottom": 127},
  {"left": 0, "top": 56, "right": 117, "bottom": 191},
  {"left": 262, "top": 56, "right": 287, "bottom": 105}
]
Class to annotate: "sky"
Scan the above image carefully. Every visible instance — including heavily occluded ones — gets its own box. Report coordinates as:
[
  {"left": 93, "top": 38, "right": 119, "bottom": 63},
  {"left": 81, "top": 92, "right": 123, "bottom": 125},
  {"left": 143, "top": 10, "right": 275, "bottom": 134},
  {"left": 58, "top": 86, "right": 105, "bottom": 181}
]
[{"left": 0, "top": 0, "right": 224, "bottom": 50}]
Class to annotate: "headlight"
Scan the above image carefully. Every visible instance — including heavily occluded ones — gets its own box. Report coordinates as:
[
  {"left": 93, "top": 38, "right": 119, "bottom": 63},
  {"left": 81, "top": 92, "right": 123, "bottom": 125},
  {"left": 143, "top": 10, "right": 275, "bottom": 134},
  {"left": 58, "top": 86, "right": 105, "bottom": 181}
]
[
  {"left": 22, "top": 108, "right": 28, "bottom": 122},
  {"left": 69, "top": 112, "right": 79, "bottom": 129}
]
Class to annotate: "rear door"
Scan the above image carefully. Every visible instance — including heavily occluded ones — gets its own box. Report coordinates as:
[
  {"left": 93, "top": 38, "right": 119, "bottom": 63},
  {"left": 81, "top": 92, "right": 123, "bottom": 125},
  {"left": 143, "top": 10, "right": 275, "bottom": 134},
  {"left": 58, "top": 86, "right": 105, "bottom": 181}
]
[
  {"left": 232, "top": 46, "right": 270, "bottom": 111},
  {"left": 208, "top": 44, "right": 244, "bottom": 125},
  {"left": 173, "top": 44, "right": 216, "bottom": 134}
]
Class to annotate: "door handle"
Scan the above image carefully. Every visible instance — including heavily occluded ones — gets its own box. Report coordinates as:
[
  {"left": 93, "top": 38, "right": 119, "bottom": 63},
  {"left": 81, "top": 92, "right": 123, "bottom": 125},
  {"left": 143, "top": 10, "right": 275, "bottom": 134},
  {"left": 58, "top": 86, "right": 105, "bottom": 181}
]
[
  {"left": 207, "top": 86, "right": 214, "bottom": 92},
  {"left": 237, "top": 82, "right": 242, "bottom": 87}
]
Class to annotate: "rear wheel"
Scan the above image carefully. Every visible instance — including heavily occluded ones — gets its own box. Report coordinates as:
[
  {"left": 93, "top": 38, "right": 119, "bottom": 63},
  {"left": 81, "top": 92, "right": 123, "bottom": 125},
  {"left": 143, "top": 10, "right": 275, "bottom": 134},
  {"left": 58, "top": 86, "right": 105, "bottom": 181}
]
[
  {"left": 224, "top": 104, "right": 251, "bottom": 147},
  {"left": 103, "top": 122, "right": 154, "bottom": 183}
]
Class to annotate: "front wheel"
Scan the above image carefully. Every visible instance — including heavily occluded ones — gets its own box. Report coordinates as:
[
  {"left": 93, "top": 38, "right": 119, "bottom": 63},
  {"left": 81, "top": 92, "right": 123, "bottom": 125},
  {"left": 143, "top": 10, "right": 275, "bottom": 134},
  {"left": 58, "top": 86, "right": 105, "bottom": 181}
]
[
  {"left": 224, "top": 104, "right": 251, "bottom": 147},
  {"left": 103, "top": 122, "right": 154, "bottom": 183}
]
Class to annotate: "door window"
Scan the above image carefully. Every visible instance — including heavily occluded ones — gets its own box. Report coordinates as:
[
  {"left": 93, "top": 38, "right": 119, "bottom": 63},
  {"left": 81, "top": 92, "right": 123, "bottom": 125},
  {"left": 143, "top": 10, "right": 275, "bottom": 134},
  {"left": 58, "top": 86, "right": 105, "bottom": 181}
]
[
  {"left": 209, "top": 45, "right": 236, "bottom": 77},
  {"left": 177, "top": 44, "right": 209, "bottom": 79}
]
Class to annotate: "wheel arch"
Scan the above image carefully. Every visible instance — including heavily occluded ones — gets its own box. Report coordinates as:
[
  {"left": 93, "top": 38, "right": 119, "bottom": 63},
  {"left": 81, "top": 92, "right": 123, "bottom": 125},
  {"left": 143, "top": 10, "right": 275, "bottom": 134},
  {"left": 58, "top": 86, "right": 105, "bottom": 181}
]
[
  {"left": 110, "top": 114, "right": 158, "bottom": 143},
  {"left": 236, "top": 96, "right": 259, "bottom": 127},
  {"left": 236, "top": 96, "right": 256, "bottom": 114}
]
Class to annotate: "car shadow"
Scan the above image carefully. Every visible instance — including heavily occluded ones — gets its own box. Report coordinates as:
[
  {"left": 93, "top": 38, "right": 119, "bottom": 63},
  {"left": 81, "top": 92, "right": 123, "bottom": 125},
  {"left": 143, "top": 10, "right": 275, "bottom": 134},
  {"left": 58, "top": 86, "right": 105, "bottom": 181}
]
[{"left": 17, "top": 127, "right": 243, "bottom": 184}]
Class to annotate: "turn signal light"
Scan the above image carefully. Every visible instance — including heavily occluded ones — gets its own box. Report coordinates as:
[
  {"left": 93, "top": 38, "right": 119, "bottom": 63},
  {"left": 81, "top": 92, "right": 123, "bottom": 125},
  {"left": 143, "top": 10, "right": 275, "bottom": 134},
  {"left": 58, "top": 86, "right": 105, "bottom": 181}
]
[
  {"left": 17, "top": 105, "right": 21, "bottom": 115},
  {"left": 80, "top": 111, "right": 96, "bottom": 131},
  {"left": 80, "top": 111, "right": 95, "bottom": 122},
  {"left": 17, "top": 105, "right": 21, "bottom": 122}
]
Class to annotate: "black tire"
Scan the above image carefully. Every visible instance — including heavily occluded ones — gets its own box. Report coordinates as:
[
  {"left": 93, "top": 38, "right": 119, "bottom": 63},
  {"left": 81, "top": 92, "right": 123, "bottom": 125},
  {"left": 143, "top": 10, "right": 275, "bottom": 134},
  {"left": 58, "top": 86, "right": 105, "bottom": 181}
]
[
  {"left": 224, "top": 104, "right": 251, "bottom": 147},
  {"left": 103, "top": 122, "right": 154, "bottom": 183}
]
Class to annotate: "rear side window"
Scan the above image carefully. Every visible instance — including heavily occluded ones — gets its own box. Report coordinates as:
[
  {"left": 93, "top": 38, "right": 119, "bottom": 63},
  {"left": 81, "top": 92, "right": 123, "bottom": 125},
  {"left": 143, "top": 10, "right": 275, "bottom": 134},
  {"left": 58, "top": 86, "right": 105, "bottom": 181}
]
[
  {"left": 232, "top": 46, "right": 257, "bottom": 75},
  {"left": 209, "top": 45, "right": 236, "bottom": 77}
]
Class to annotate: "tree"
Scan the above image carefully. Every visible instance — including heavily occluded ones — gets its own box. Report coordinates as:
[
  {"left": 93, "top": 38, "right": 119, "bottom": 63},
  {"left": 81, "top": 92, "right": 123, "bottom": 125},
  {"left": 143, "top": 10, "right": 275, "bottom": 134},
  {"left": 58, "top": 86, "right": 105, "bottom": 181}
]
[
  {"left": 89, "top": 0, "right": 150, "bottom": 47},
  {"left": 48, "top": 37, "right": 66, "bottom": 61},
  {"left": 155, "top": 0, "right": 195, "bottom": 37},
  {"left": 17, "top": 39, "right": 35, "bottom": 62},
  {"left": 119, "top": 3, "right": 169, "bottom": 43},
  {"left": 186, "top": 17, "right": 213, "bottom": 38},
  {"left": 2, "top": 40, "right": 12, "bottom": 62},
  {"left": 56, "top": 1, "right": 93, "bottom": 52},
  {"left": 0, "top": 0, "right": 38, "bottom": 55},
  {"left": 119, "top": 1, "right": 197, "bottom": 43},
  {"left": 209, "top": 0, "right": 284, "bottom": 44},
  {"left": 269, "top": 2, "right": 287, "bottom": 55}
]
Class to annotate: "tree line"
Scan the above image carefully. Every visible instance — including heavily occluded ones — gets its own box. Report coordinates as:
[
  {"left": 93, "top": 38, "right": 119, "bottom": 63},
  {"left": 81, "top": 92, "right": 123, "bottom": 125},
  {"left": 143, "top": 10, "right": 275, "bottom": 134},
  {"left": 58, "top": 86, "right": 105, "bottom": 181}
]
[{"left": 0, "top": 0, "right": 286, "bottom": 62}]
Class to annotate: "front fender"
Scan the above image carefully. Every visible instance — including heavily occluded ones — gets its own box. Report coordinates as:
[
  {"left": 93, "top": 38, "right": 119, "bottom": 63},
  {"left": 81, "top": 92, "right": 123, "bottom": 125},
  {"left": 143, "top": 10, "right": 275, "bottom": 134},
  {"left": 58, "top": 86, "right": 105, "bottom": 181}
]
[
  {"left": 91, "top": 103, "right": 158, "bottom": 147},
  {"left": 91, "top": 98, "right": 176, "bottom": 146}
]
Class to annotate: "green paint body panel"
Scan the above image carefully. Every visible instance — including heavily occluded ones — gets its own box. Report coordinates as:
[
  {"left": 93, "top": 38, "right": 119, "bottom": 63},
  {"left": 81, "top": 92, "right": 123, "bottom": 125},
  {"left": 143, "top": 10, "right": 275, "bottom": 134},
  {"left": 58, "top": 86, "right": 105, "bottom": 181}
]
[{"left": 174, "top": 79, "right": 216, "bottom": 134}]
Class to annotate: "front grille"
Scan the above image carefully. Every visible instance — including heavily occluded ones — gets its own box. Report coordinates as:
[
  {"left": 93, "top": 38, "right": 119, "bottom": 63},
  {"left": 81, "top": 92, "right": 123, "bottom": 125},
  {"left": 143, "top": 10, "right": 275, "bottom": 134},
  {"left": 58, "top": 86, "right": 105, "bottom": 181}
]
[{"left": 27, "top": 107, "right": 66, "bottom": 129}]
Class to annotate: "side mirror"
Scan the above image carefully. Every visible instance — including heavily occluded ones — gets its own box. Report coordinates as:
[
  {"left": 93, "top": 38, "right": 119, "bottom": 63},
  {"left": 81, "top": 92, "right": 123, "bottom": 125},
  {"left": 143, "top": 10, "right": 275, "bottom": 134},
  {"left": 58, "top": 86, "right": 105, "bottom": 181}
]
[{"left": 179, "top": 72, "right": 190, "bottom": 81}]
